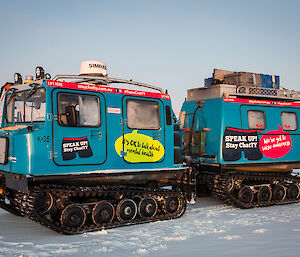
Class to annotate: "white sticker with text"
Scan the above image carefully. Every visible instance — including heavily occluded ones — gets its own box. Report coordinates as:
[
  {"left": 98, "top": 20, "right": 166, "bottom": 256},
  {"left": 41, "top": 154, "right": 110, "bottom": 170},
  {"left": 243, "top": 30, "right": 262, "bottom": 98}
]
[{"left": 107, "top": 107, "right": 121, "bottom": 114}]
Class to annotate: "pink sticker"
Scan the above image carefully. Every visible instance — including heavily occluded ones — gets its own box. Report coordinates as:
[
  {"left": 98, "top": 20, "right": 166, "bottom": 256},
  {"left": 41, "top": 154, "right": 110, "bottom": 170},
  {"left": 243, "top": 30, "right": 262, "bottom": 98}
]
[{"left": 259, "top": 125, "right": 292, "bottom": 159}]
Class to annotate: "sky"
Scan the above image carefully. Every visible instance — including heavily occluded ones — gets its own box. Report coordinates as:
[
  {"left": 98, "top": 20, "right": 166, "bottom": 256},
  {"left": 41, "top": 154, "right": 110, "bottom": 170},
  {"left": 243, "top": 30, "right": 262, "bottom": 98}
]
[{"left": 0, "top": 0, "right": 299, "bottom": 112}]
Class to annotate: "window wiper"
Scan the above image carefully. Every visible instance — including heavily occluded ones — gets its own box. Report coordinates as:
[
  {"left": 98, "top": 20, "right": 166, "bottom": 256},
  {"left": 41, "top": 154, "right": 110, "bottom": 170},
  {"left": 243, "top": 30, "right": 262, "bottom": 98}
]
[{"left": 26, "top": 83, "right": 39, "bottom": 99}]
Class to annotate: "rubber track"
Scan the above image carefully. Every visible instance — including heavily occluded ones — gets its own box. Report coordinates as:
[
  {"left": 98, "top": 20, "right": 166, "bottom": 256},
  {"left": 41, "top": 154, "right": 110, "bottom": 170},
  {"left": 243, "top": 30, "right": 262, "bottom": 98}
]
[
  {"left": 19, "top": 184, "right": 187, "bottom": 235},
  {"left": 0, "top": 191, "right": 25, "bottom": 217},
  {"left": 212, "top": 171, "right": 300, "bottom": 208}
]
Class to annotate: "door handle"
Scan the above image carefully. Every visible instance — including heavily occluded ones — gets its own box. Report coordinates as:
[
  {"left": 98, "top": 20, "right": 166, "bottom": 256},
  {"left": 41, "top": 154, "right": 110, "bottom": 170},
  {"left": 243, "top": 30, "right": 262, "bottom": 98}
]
[{"left": 91, "top": 130, "right": 102, "bottom": 139}]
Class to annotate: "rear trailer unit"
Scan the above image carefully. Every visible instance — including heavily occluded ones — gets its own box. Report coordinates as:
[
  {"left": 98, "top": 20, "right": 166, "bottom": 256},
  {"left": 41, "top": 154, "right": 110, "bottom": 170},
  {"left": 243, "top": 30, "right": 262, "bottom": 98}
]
[
  {"left": 0, "top": 61, "right": 194, "bottom": 234},
  {"left": 180, "top": 68, "right": 300, "bottom": 208}
]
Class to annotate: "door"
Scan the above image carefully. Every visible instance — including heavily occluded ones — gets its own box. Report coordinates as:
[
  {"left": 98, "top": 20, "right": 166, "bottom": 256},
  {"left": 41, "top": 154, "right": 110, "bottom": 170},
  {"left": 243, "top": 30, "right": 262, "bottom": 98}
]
[
  {"left": 52, "top": 89, "right": 107, "bottom": 166},
  {"left": 115, "top": 96, "right": 165, "bottom": 164}
]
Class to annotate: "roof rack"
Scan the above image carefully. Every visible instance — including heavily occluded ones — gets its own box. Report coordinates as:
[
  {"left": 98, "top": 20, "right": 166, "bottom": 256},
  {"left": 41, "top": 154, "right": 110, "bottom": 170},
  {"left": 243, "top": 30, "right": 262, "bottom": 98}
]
[
  {"left": 187, "top": 84, "right": 300, "bottom": 102},
  {"left": 235, "top": 86, "right": 300, "bottom": 100},
  {"left": 52, "top": 75, "right": 164, "bottom": 94}
]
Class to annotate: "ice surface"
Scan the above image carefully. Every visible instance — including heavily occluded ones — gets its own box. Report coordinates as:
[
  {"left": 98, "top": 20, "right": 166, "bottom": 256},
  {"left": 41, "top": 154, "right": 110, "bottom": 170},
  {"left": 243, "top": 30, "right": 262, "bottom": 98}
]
[{"left": 0, "top": 197, "right": 300, "bottom": 257}]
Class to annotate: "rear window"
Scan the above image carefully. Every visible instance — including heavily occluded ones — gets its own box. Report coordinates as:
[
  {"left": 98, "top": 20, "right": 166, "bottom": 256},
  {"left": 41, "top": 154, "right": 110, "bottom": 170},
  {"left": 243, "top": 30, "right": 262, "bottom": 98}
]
[
  {"left": 127, "top": 99, "right": 160, "bottom": 130},
  {"left": 248, "top": 110, "right": 266, "bottom": 130},
  {"left": 281, "top": 112, "right": 297, "bottom": 131}
]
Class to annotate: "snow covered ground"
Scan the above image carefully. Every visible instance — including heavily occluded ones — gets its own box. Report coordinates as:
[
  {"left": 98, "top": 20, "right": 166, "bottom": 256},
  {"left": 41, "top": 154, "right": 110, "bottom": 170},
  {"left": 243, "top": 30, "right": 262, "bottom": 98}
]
[{"left": 1, "top": 197, "right": 300, "bottom": 257}]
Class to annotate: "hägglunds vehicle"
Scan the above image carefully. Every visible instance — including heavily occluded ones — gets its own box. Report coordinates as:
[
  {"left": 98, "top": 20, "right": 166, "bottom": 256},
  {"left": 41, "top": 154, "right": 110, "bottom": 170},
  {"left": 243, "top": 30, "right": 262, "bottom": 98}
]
[
  {"left": 0, "top": 61, "right": 194, "bottom": 234},
  {"left": 180, "top": 69, "right": 300, "bottom": 208}
]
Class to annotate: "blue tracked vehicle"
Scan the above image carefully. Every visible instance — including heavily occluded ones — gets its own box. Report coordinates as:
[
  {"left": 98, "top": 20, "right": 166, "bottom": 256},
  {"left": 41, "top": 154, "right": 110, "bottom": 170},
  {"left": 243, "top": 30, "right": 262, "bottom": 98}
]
[
  {"left": 180, "top": 69, "right": 300, "bottom": 208},
  {"left": 0, "top": 61, "right": 194, "bottom": 234}
]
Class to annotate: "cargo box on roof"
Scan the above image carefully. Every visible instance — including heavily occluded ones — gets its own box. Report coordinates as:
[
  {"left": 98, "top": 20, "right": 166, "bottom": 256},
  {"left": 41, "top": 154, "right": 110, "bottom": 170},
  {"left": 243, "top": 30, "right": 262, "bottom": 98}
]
[{"left": 205, "top": 69, "right": 280, "bottom": 89}]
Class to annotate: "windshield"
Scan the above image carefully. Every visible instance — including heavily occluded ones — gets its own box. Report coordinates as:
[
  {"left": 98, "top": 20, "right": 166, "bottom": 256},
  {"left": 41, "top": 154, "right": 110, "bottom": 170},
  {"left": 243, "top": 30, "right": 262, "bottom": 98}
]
[{"left": 6, "top": 88, "right": 46, "bottom": 123}]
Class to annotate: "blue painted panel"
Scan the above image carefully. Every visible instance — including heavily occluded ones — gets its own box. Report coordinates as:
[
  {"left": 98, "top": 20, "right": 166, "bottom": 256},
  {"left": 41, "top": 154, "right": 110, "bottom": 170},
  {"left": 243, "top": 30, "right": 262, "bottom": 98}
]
[
  {"left": 52, "top": 88, "right": 107, "bottom": 166},
  {"left": 220, "top": 101, "right": 300, "bottom": 164}
]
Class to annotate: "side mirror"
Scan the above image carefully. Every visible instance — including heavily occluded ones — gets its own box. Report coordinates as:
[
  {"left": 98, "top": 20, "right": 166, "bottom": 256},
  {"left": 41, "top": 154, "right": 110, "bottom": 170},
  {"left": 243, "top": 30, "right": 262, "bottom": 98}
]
[{"left": 65, "top": 106, "right": 77, "bottom": 126}]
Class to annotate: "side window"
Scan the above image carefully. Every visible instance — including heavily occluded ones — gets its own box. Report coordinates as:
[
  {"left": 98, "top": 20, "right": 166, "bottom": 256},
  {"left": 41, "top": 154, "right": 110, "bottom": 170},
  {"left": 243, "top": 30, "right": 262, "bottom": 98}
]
[
  {"left": 248, "top": 110, "right": 266, "bottom": 130},
  {"left": 127, "top": 99, "right": 160, "bottom": 130},
  {"left": 281, "top": 112, "right": 297, "bottom": 131},
  {"left": 58, "top": 93, "right": 100, "bottom": 127}
]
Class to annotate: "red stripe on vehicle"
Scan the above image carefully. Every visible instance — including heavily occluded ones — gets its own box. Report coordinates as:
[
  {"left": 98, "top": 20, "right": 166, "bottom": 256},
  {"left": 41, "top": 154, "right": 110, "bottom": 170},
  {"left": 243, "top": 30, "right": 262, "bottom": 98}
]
[
  {"left": 226, "top": 127, "right": 258, "bottom": 133},
  {"left": 47, "top": 80, "right": 170, "bottom": 100},
  {"left": 64, "top": 137, "right": 87, "bottom": 140},
  {"left": 223, "top": 97, "right": 300, "bottom": 107}
]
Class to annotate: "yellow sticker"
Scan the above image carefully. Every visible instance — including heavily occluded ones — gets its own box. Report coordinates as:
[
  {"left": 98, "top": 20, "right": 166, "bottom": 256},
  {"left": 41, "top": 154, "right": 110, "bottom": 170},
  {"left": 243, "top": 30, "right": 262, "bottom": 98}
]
[{"left": 115, "top": 130, "right": 165, "bottom": 163}]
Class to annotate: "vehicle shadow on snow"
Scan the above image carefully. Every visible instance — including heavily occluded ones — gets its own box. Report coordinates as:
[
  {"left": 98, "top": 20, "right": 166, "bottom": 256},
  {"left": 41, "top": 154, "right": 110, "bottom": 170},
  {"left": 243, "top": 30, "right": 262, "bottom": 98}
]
[
  {"left": 0, "top": 196, "right": 224, "bottom": 237},
  {"left": 191, "top": 196, "right": 225, "bottom": 208}
]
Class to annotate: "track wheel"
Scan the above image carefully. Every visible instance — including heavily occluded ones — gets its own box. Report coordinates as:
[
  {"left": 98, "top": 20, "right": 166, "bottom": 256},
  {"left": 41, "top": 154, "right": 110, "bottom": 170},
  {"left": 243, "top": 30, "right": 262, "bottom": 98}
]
[
  {"left": 257, "top": 185, "right": 272, "bottom": 202},
  {"left": 288, "top": 184, "right": 300, "bottom": 199},
  {"left": 92, "top": 201, "right": 115, "bottom": 225},
  {"left": 138, "top": 197, "right": 158, "bottom": 219},
  {"left": 116, "top": 199, "right": 137, "bottom": 222},
  {"left": 165, "top": 196, "right": 180, "bottom": 214},
  {"left": 238, "top": 186, "right": 254, "bottom": 204},
  {"left": 34, "top": 191, "right": 54, "bottom": 215},
  {"left": 60, "top": 204, "right": 86, "bottom": 228},
  {"left": 226, "top": 177, "right": 235, "bottom": 192},
  {"left": 273, "top": 184, "right": 286, "bottom": 201}
]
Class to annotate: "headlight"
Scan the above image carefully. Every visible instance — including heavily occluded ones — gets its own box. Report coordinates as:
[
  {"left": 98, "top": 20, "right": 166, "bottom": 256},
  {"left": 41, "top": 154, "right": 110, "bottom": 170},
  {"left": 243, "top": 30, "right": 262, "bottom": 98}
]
[{"left": 0, "top": 137, "right": 8, "bottom": 164}]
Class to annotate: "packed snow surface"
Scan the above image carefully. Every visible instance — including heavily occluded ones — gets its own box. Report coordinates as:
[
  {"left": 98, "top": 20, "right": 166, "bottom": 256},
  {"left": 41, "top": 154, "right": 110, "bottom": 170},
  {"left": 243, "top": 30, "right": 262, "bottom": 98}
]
[{"left": 1, "top": 197, "right": 300, "bottom": 257}]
